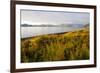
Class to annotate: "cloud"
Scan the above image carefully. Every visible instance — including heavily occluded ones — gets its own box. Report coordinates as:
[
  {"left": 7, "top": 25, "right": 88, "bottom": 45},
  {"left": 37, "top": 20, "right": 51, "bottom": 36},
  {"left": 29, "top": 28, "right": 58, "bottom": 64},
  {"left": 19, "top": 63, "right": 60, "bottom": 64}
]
[{"left": 21, "top": 10, "right": 90, "bottom": 25}]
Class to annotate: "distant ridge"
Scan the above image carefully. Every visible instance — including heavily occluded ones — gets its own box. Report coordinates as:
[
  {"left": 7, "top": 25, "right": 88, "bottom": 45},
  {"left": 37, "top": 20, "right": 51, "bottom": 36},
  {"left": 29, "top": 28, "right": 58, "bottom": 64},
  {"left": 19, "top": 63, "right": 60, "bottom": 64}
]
[
  {"left": 83, "top": 24, "right": 89, "bottom": 28},
  {"left": 21, "top": 23, "right": 89, "bottom": 28},
  {"left": 21, "top": 24, "right": 33, "bottom": 27}
]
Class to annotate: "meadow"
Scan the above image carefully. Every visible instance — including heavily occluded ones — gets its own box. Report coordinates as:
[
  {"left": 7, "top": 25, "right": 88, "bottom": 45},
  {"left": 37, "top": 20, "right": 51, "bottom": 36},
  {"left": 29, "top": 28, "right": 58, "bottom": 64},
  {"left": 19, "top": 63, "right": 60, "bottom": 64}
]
[{"left": 21, "top": 28, "right": 89, "bottom": 63}]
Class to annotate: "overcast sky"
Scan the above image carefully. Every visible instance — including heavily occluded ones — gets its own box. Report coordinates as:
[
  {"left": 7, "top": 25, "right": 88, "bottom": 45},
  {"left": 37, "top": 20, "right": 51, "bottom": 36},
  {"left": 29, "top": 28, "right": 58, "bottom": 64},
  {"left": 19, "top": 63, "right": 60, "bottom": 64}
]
[{"left": 21, "top": 10, "right": 90, "bottom": 25}]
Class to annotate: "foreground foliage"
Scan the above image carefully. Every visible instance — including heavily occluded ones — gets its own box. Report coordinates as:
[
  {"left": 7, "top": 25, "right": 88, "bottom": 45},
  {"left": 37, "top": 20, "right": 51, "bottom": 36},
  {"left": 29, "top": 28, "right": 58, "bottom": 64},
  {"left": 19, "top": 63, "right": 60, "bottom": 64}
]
[{"left": 21, "top": 28, "right": 89, "bottom": 62}]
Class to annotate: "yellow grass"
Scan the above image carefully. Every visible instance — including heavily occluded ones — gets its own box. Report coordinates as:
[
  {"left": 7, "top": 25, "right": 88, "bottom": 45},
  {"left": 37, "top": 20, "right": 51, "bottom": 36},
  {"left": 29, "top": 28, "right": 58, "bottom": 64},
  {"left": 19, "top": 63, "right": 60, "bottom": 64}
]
[{"left": 21, "top": 28, "right": 89, "bottom": 62}]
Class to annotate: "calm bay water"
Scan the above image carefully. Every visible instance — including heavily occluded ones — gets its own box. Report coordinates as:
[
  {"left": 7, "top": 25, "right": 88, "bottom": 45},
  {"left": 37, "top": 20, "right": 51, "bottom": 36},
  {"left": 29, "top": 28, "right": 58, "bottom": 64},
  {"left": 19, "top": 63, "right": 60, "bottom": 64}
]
[{"left": 21, "top": 27, "right": 81, "bottom": 38}]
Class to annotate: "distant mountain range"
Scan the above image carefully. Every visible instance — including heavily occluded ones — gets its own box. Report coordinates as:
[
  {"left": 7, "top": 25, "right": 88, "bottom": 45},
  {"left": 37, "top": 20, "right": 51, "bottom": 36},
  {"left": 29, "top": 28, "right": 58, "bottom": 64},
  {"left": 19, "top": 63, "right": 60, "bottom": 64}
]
[
  {"left": 21, "top": 24, "right": 33, "bottom": 27},
  {"left": 21, "top": 23, "right": 89, "bottom": 28}
]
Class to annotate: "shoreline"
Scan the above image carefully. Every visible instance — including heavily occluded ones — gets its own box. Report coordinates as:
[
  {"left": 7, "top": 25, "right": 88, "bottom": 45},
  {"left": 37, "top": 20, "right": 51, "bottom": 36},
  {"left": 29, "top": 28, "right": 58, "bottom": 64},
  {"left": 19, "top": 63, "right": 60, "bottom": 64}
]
[{"left": 21, "top": 27, "right": 89, "bottom": 39}]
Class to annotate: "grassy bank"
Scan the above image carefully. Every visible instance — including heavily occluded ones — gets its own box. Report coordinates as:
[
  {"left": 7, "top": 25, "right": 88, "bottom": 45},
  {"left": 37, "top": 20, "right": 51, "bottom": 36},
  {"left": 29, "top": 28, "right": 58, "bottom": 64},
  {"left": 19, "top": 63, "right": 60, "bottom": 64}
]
[{"left": 21, "top": 28, "right": 89, "bottom": 63}]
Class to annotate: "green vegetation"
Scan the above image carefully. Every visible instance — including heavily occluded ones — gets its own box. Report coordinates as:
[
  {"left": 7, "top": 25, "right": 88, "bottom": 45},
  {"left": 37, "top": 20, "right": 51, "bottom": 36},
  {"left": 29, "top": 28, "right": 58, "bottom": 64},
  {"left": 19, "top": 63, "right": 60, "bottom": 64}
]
[{"left": 21, "top": 28, "right": 89, "bottom": 63}]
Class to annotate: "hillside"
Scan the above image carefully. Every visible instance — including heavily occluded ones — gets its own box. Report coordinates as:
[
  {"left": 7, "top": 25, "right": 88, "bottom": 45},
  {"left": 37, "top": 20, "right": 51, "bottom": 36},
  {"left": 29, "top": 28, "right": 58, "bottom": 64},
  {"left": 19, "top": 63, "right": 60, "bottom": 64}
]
[{"left": 21, "top": 28, "right": 89, "bottom": 62}]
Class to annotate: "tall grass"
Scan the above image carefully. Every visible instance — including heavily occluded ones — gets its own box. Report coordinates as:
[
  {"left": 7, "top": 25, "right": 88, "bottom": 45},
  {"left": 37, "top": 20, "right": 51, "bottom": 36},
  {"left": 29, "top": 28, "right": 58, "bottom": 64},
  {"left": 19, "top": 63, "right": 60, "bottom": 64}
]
[{"left": 21, "top": 28, "right": 89, "bottom": 63}]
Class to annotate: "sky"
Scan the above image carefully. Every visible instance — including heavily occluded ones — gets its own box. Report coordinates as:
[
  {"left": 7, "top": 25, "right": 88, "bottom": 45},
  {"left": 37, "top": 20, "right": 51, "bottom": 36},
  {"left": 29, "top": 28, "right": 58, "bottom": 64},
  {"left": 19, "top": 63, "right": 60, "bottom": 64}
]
[{"left": 21, "top": 10, "right": 90, "bottom": 25}]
